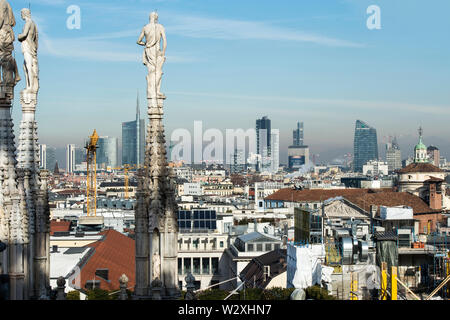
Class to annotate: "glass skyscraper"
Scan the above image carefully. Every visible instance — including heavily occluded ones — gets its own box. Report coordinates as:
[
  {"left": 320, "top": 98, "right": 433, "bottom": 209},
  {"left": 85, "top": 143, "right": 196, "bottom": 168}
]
[
  {"left": 353, "top": 120, "right": 379, "bottom": 172},
  {"left": 97, "top": 136, "right": 119, "bottom": 168},
  {"left": 293, "top": 122, "right": 304, "bottom": 146},
  {"left": 122, "top": 96, "right": 145, "bottom": 166},
  {"left": 256, "top": 116, "right": 271, "bottom": 172}
]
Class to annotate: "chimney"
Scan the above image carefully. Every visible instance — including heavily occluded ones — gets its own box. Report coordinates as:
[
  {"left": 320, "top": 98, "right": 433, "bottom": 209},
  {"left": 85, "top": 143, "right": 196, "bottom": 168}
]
[{"left": 370, "top": 205, "right": 378, "bottom": 219}]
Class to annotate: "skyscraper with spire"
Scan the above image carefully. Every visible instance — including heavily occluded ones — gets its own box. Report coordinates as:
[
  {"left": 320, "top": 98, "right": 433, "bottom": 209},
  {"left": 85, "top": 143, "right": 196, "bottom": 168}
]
[{"left": 122, "top": 93, "right": 146, "bottom": 166}]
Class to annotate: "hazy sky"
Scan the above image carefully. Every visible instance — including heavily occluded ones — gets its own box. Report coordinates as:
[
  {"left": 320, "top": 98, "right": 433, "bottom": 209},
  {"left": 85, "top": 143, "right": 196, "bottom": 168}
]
[{"left": 9, "top": 0, "right": 450, "bottom": 164}]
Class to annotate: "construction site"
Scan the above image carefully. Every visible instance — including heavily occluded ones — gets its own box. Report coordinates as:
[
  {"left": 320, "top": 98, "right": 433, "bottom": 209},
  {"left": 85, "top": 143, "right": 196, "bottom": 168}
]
[{"left": 287, "top": 204, "right": 450, "bottom": 300}]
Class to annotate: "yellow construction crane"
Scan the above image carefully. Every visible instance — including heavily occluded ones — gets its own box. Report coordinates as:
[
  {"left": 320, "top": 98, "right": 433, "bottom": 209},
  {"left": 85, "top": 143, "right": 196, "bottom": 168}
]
[
  {"left": 85, "top": 129, "right": 99, "bottom": 217},
  {"left": 111, "top": 164, "right": 138, "bottom": 199}
]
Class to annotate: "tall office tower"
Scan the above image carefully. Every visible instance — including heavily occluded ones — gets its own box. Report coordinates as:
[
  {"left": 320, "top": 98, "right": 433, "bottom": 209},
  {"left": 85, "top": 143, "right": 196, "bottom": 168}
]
[
  {"left": 75, "top": 147, "right": 85, "bottom": 166},
  {"left": 385, "top": 137, "right": 402, "bottom": 173},
  {"left": 427, "top": 145, "right": 440, "bottom": 167},
  {"left": 39, "top": 144, "right": 47, "bottom": 169},
  {"left": 293, "top": 122, "right": 304, "bottom": 146},
  {"left": 66, "top": 144, "right": 76, "bottom": 174},
  {"left": 231, "top": 148, "right": 245, "bottom": 174},
  {"left": 46, "top": 146, "right": 56, "bottom": 172},
  {"left": 353, "top": 120, "right": 378, "bottom": 172},
  {"left": 256, "top": 116, "right": 271, "bottom": 172},
  {"left": 97, "top": 136, "right": 119, "bottom": 168},
  {"left": 271, "top": 130, "right": 280, "bottom": 173},
  {"left": 122, "top": 94, "right": 145, "bottom": 166},
  {"left": 288, "top": 122, "right": 309, "bottom": 170}
]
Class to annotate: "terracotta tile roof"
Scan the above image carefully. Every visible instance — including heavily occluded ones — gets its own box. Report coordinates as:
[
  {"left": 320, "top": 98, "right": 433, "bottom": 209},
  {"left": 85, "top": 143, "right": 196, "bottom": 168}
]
[
  {"left": 265, "top": 188, "right": 435, "bottom": 215},
  {"left": 79, "top": 229, "right": 135, "bottom": 292},
  {"left": 344, "top": 192, "right": 435, "bottom": 215},
  {"left": 50, "top": 220, "right": 71, "bottom": 236},
  {"left": 264, "top": 188, "right": 393, "bottom": 202},
  {"left": 398, "top": 163, "right": 443, "bottom": 174}
]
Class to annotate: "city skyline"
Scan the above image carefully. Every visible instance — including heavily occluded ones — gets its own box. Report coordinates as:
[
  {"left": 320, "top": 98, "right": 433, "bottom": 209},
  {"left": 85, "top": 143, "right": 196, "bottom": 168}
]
[{"left": 9, "top": 0, "right": 450, "bottom": 164}]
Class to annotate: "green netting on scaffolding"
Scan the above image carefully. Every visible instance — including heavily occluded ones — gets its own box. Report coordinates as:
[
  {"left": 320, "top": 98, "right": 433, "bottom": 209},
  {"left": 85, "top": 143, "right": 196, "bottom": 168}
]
[{"left": 376, "top": 240, "right": 398, "bottom": 270}]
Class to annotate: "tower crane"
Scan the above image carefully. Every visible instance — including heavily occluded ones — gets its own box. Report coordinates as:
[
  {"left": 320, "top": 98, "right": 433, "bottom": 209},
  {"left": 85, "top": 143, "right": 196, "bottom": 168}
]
[
  {"left": 85, "top": 130, "right": 99, "bottom": 217},
  {"left": 111, "top": 164, "right": 138, "bottom": 199}
]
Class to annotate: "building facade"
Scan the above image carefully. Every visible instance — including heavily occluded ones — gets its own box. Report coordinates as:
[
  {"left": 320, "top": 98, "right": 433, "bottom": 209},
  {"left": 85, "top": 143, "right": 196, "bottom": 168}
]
[
  {"left": 256, "top": 116, "right": 271, "bottom": 172},
  {"left": 66, "top": 144, "right": 76, "bottom": 174},
  {"left": 386, "top": 138, "right": 402, "bottom": 173},
  {"left": 39, "top": 144, "right": 47, "bottom": 169},
  {"left": 122, "top": 98, "right": 145, "bottom": 166},
  {"left": 97, "top": 136, "right": 119, "bottom": 168},
  {"left": 353, "top": 120, "right": 378, "bottom": 172},
  {"left": 293, "top": 122, "right": 304, "bottom": 147}
]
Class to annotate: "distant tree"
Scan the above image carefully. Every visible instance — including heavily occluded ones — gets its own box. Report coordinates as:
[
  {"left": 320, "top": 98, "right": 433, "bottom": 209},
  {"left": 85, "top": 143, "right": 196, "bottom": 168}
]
[
  {"left": 86, "top": 288, "right": 112, "bottom": 300},
  {"left": 238, "top": 288, "right": 264, "bottom": 300},
  {"left": 197, "top": 289, "right": 230, "bottom": 300},
  {"left": 263, "top": 287, "right": 295, "bottom": 300},
  {"left": 305, "top": 286, "right": 335, "bottom": 300},
  {"left": 66, "top": 290, "right": 80, "bottom": 300}
]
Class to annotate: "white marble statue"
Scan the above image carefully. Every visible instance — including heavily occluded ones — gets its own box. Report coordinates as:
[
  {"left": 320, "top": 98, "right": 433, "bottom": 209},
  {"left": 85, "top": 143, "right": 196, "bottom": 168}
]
[
  {"left": 137, "top": 12, "right": 166, "bottom": 100},
  {"left": 18, "top": 8, "right": 38, "bottom": 94},
  {"left": 152, "top": 252, "right": 161, "bottom": 280},
  {"left": 0, "top": 0, "right": 20, "bottom": 87}
]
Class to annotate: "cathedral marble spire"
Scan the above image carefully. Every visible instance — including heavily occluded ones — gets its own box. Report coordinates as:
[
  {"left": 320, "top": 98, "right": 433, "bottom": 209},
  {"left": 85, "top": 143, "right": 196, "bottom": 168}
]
[
  {"left": 135, "top": 12, "right": 179, "bottom": 299},
  {"left": 0, "top": 3, "right": 50, "bottom": 300}
]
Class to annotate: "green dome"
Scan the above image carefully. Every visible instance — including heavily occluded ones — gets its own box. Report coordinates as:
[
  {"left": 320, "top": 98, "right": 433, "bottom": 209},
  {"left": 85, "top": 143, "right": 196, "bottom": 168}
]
[{"left": 415, "top": 137, "right": 426, "bottom": 150}]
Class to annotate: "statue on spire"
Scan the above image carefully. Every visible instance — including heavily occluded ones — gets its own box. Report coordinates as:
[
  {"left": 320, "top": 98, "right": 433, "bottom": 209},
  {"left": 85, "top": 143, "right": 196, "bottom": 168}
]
[
  {"left": 0, "top": 0, "right": 21, "bottom": 88},
  {"left": 137, "top": 12, "right": 167, "bottom": 101},
  {"left": 18, "top": 8, "right": 39, "bottom": 95}
]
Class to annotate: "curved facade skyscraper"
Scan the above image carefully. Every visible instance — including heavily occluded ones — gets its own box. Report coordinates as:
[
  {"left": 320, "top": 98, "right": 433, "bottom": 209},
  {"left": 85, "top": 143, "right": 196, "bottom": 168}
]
[
  {"left": 122, "top": 95, "right": 145, "bottom": 166},
  {"left": 353, "top": 120, "right": 378, "bottom": 172}
]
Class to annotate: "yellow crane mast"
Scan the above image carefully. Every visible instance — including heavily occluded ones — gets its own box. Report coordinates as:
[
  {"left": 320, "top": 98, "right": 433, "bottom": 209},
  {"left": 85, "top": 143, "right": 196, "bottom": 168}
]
[
  {"left": 85, "top": 129, "right": 99, "bottom": 217},
  {"left": 111, "top": 164, "right": 138, "bottom": 199}
]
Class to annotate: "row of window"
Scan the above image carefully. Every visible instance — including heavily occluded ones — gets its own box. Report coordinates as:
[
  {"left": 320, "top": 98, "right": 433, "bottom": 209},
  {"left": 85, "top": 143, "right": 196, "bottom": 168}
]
[
  {"left": 178, "top": 257, "right": 219, "bottom": 275},
  {"left": 178, "top": 220, "right": 217, "bottom": 230},
  {"left": 246, "top": 243, "right": 280, "bottom": 252},
  {"left": 178, "top": 210, "right": 217, "bottom": 220}
]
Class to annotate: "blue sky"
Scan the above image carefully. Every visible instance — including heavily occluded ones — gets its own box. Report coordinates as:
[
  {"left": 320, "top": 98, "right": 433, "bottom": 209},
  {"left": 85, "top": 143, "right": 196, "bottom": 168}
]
[{"left": 9, "top": 0, "right": 450, "bottom": 163}]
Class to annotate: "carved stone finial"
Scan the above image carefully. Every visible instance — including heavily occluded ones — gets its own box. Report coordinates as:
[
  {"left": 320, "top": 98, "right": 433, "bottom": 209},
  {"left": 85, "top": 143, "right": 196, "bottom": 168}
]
[
  {"left": 185, "top": 272, "right": 197, "bottom": 300},
  {"left": 56, "top": 276, "right": 66, "bottom": 300},
  {"left": 118, "top": 274, "right": 129, "bottom": 300}
]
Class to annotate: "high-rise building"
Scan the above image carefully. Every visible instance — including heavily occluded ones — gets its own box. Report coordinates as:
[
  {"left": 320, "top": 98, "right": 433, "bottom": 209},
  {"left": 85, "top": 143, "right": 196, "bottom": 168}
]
[
  {"left": 256, "top": 116, "right": 271, "bottom": 172},
  {"left": 39, "top": 144, "right": 46, "bottom": 169},
  {"left": 122, "top": 94, "right": 145, "bottom": 166},
  {"left": 66, "top": 144, "right": 76, "bottom": 174},
  {"left": 353, "top": 120, "right": 378, "bottom": 172},
  {"left": 46, "top": 146, "right": 56, "bottom": 172},
  {"left": 231, "top": 148, "right": 245, "bottom": 174},
  {"left": 75, "top": 147, "right": 85, "bottom": 166},
  {"left": 288, "top": 122, "right": 309, "bottom": 170},
  {"left": 97, "top": 136, "right": 119, "bottom": 168},
  {"left": 270, "top": 130, "right": 280, "bottom": 173},
  {"left": 386, "top": 137, "right": 402, "bottom": 173},
  {"left": 293, "top": 122, "right": 304, "bottom": 147},
  {"left": 427, "top": 145, "right": 440, "bottom": 167}
]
